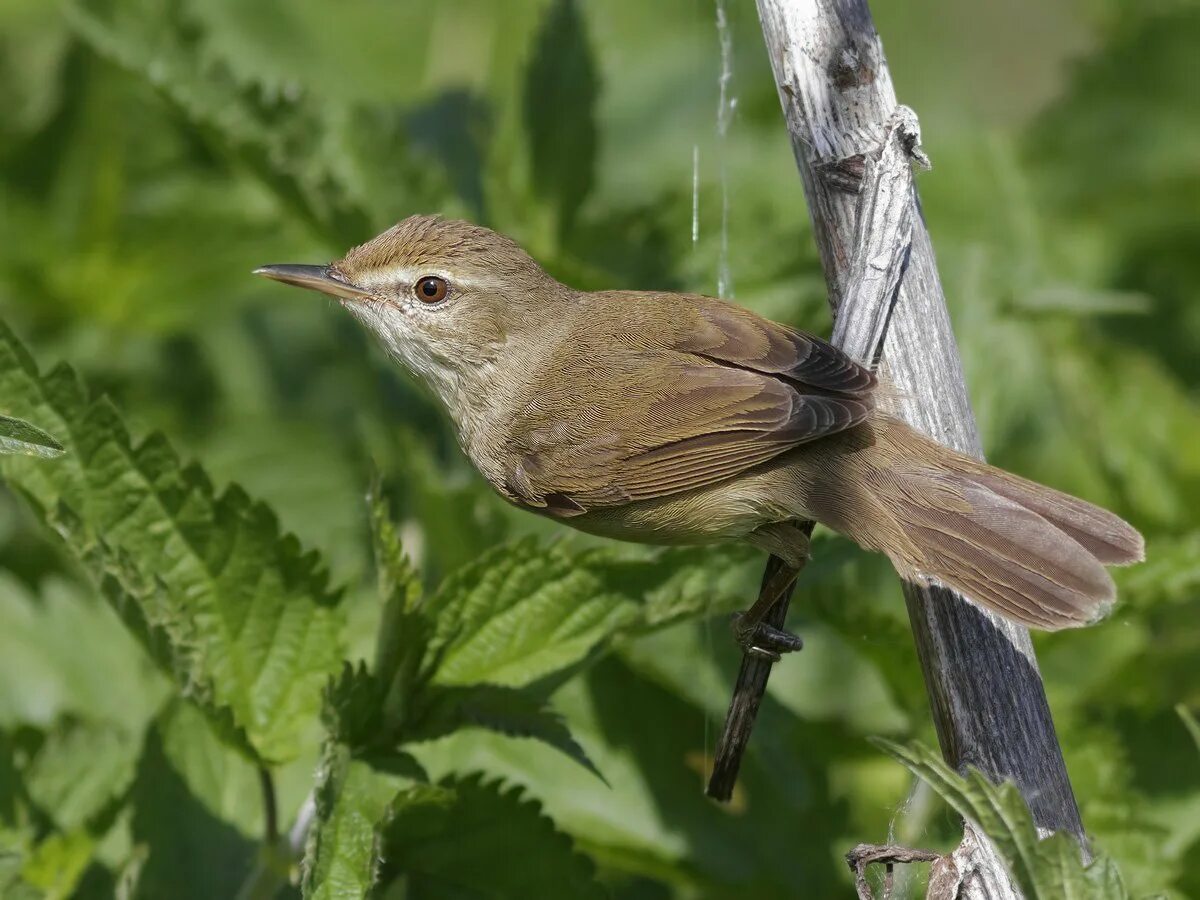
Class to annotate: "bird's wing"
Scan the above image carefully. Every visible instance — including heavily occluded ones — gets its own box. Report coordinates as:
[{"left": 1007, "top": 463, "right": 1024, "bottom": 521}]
[{"left": 503, "top": 295, "right": 876, "bottom": 515}]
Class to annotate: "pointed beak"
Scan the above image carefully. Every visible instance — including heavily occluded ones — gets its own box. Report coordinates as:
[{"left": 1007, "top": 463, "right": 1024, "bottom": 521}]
[{"left": 252, "top": 264, "right": 375, "bottom": 302}]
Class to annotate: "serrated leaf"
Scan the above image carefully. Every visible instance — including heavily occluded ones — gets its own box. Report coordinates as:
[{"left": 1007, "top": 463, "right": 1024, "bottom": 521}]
[
  {"left": 415, "top": 684, "right": 603, "bottom": 781},
  {"left": 373, "top": 775, "right": 604, "bottom": 900},
  {"left": 302, "top": 741, "right": 421, "bottom": 900},
  {"left": 0, "top": 415, "right": 63, "bottom": 459},
  {"left": 523, "top": 0, "right": 598, "bottom": 237},
  {"left": 421, "top": 538, "right": 641, "bottom": 689},
  {"left": 323, "top": 663, "right": 391, "bottom": 752},
  {"left": 419, "top": 539, "right": 755, "bottom": 693},
  {"left": 0, "top": 322, "right": 344, "bottom": 764},
  {"left": 875, "top": 739, "right": 1131, "bottom": 900}
]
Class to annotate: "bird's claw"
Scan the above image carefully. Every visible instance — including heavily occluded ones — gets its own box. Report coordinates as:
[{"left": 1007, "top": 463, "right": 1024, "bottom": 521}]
[{"left": 731, "top": 612, "right": 804, "bottom": 663}]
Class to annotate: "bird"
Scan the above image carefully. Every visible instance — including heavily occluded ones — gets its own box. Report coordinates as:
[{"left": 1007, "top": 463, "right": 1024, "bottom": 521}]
[{"left": 255, "top": 215, "right": 1144, "bottom": 653}]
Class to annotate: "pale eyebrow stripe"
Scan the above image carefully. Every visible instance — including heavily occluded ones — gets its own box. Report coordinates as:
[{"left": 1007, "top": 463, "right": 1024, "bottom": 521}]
[{"left": 362, "top": 265, "right": 487, "bottom": 291}]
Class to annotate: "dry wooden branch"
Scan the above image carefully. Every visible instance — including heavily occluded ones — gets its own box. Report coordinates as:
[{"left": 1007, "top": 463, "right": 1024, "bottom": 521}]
[{"left": 708, "top": 0, "right": 1088, "bottom": 891}]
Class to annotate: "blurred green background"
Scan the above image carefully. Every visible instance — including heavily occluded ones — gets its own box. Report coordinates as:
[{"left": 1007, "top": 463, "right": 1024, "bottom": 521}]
[{"left": 1, "top": 0, "right": 1198, "bottom": 896}]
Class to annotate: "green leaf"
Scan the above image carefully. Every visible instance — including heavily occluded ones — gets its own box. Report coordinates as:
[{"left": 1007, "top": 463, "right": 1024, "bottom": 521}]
[
  {"left": 411, "top": 653, "right": 857, "bottom": 896},
  {"left": 369, "top": 489, "right": 431, "bottom": 735},
  {"left": 414, "top": 684, "right": 603, "bottom": 781},
  {"left": 0, "top": 415, "right": 63, "bottom": 459},
  {"left": 875, "top": 739, "right": 1131, "bottom": 900},
  {"left": 373, "top": 775, "right": 604, "bottom": 900},
  {"left": 0, "top": 574, "right": 167, "bottom": 733},
  {"left": 523, "top": 0, "right": 598, "bottom": 237},
  {"left": 19, "top": 830, "right": 93, "bottom": 900},
  {"left": 23, "top": 719, "right": 139, "bottom": 832},
  {"left": 125, "top": 714, "right": 257, "bottom": 900},
  {"left": 301, "top": 741, "right": 419, "bottom": 900},
  {"left": 421, "top": 538, "right": 639, "bottom": 689},
  {"left": 0, "top": 322, "right": 344, "bottom": 764},
  {"left": 420, "top": 539, "right": 756, "bottom": 692}
]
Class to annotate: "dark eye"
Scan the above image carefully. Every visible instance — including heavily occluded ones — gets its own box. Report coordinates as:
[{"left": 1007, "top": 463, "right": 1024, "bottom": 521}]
[{"left": 415, "top": 275, "right": 448, "bottom": 304}]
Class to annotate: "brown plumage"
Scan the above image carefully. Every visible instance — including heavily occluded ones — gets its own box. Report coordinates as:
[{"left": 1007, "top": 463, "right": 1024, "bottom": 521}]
[{"left": 256, "top": 215, "right": 1144, "bottom": 631}]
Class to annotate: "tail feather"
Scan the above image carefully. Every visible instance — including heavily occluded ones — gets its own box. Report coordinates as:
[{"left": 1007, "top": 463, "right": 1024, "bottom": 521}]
[
  {"left": 964, "top": 471, "right": 1144, "bottom": 566},
  {"left": 857, "top": 417, "right": 1143, "bottom": 631},
  {"left": 895, "top": 480, "right": 1116, "bottom": 629}
]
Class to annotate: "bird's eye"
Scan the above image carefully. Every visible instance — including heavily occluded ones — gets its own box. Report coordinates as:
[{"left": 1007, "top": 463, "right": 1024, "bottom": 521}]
[{"left": 415, "top": 275, "right": 448, "bottom": 304}]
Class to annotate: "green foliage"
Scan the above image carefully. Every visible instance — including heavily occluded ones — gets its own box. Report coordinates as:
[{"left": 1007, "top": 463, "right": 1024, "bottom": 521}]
[
  {"left": 0, "top": 0, "right": 1198, "bottom": 897},
  {"left": 524, "top": 0, "right": 599, "bottom": 240},
  {"left": 0, "top": 417, "right": 63, "bottom": 459},
  {"left": 302, "top": 741, "right": 412, "bottom": 900},
  {"left": 375, "top": 776, "right": 604, "bottom": 899},
  {"left": 0, "top": 322, "right": 345, "bottom": 765},
  {"left": 879, "top": 740, "right": 1131, "bottom": 899}
]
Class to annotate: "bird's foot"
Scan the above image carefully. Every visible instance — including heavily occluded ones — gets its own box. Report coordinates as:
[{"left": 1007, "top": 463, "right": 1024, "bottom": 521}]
[{"left": 731, "top": 612, "right": 804, "bottom": 663}]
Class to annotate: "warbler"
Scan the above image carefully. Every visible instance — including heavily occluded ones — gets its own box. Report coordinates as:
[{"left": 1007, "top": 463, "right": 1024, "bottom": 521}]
[{"left": 256, "top": 215, "right": 1143, "bottom": 648}]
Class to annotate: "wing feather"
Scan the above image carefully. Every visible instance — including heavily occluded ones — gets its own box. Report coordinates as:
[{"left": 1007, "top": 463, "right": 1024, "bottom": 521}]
[{"left": 503, "top": 294, "right": 876, "bottom": 514}]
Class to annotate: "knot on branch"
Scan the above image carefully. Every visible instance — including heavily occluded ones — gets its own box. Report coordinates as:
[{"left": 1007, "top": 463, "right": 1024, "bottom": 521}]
[
  {"left": 891, "top": 105, "right": 931, "bottom": 171},
  {"left": 817, "top": 105, "right": 931, "bottom": 195}
]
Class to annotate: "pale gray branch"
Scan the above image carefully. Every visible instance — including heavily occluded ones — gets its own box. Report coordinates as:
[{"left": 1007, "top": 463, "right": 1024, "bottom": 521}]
[{"left": 753, "top": 0, "right": 1087, "bottom": 893}]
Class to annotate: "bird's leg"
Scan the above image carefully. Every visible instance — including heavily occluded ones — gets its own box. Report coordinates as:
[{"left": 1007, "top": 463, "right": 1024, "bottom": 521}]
[{"left": 731, "top": 533, "right": 809, "bottom": 661}]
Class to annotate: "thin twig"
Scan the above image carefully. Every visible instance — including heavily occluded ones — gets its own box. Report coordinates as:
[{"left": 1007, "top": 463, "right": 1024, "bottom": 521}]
[{"left": 845, "top": 843, "right": 942, "bottom": 900}]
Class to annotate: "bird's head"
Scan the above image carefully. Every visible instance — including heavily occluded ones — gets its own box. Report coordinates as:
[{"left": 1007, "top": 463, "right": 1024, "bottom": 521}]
[{"left": 255, "top": 215, "right": 569, "bottom": 407}]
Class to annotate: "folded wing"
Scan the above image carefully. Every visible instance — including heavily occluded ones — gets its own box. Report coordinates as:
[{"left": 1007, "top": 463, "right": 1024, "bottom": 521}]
[{"left": 503, "top": 295, "right": 876, "bottom": 515}]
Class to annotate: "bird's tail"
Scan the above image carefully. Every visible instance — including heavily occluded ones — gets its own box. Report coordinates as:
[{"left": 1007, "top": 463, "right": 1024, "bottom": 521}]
[{"left": 807, "top": 416, "right": 1144, "bottom": 630}]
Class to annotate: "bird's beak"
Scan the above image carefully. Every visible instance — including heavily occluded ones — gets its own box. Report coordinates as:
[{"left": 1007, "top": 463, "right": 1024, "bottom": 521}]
[{"left": 252, "top": 264, "right": 375, "bottom": 302}]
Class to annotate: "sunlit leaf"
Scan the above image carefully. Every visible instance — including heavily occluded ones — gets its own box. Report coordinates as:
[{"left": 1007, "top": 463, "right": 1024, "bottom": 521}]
[
  {"left": 0, "top": 322, "right": 345, "bottom": 764},
  {"left": 302, "top": 740, "right": 420, "bottom": 900},
  {"left": 0, "top": 415, "right": 64, "bottom": 459}
]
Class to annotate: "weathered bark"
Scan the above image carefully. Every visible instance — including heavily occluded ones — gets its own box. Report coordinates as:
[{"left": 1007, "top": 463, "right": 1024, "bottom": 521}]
[{"left": 746, "top": 0, "right": 1086, "bottom": 891}]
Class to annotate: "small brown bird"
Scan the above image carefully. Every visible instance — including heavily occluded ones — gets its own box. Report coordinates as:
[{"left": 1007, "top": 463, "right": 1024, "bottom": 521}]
[{"left": 256, "top": 216, "right": 1143, "bottom": 646}]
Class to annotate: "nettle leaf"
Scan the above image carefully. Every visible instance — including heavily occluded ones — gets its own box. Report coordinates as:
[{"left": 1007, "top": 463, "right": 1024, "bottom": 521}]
[
  {"left": 421, "top": 538, "right": 639, "bottom": 689},
  {"left": 414, "top": 684, "right": 602, "bottom": 781},
  {"left": 334, "top": 500, "right": 755, "bottom": 782},
  {"left": 0, "top": 415, "right": 63, "bottom": 459},
  {"left": 302, "top": 740, "right": 421, "bottom": 900},
  {"left": 374, "top": 775, "right": 604, "bottom": 900},
  {"left": 523, "top": 0, "right": 598, "bottom": 237},
  {"left": 420, "top": 539, "right": 755, "bottom": 692},
  {"left": 876, "top": 739, "right": 1131, "bottom": 900},
  {"left": 0, "top": 323, "right": 344, "bottom": 764}
]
